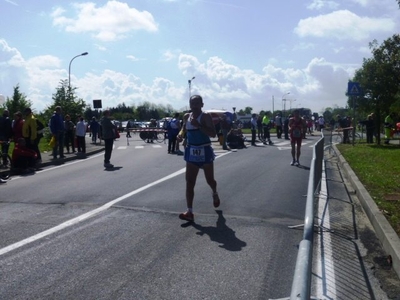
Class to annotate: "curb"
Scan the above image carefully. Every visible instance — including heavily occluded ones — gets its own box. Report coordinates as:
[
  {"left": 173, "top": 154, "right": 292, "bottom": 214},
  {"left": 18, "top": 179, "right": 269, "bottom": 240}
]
[
  {"left": 37, "top": 147, "right": 105, "bottom": 168},
  {"left": 333, "top": 144, "right": 400, "bottom": 279}
]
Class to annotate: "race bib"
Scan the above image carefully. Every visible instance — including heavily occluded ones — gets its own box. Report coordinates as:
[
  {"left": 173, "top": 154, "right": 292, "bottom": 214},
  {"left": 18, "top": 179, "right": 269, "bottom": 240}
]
[
  {"left": 189, "top": 146, "right": 205, "bottom": 162},
  {"left": 293, "top": 129, "right": 302, "bottom": 138}
]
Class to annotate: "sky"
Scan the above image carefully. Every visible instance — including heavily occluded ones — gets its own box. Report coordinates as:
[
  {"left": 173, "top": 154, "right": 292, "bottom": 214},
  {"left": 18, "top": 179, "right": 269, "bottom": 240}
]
[{"left": 1, "top": 0, "right": 400, "bottom": 115}]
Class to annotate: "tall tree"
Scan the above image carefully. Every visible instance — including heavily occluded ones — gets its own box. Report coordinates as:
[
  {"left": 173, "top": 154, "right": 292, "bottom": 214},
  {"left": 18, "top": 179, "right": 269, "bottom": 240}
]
[
  {"left": 2, "top": 84, "right": 33, "bottom": 116},
  {"left": 244, "top": 107, "right": 253, "bottom": 114},
  {"left": 43, "top": 80, "right": 86, "bottom": 123},
  {"left": 351, "top": 35, "right": 400, "bottom": 143}
]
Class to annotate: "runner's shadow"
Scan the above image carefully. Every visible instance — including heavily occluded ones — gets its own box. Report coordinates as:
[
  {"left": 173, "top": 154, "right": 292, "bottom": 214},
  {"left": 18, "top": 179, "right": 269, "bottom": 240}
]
[
  {"left": 104, "top": 166, "right": 123, "bottom": 171},
  {"left": 297, "top": 165, "right": 310, "bottom": 170},
  {"left": 192, "top": 210, "right": 247, "bottom": 252}
]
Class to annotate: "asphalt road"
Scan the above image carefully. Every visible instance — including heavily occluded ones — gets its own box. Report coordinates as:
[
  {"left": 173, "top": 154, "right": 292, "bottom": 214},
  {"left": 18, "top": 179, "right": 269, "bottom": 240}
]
[{"left": 2, "top": 134, "right": 393, "bottom": 299}]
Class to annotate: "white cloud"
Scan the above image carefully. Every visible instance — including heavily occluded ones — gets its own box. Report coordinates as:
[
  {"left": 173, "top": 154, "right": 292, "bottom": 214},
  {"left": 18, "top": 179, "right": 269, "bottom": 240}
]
[
  {"left": 0, "top": 38, "right": 358, "bottom": 114},
  {"left": 126, "top": 55, "right": 140, "bottom": 62},
  {"left": 95, "top": 44, "right": 107, "bottom": 51},
  {"left": 307, "top": 0, "right": 340, "bottom": 10},
  {"left": 51, "top": 1, "right": 158, "bottom": 42},
  {"left": 5, "top": 0, "right": 18, "bottom": 6},
  {"left": 294, "top": 10, "right": 395, "bottom": 41},
  {"left": 161, "top": 50, "right": 179, "bottom": 62}
]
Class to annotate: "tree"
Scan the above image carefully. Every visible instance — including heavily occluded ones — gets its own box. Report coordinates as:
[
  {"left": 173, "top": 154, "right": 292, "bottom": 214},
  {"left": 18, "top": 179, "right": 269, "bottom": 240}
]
[
  {"left": 351, "top": 34, "right": 400, "bottom": 144},
  {"left": 244, "top": 107, "right": 253, "bottom": 114},
  {"left": 2, "top": 84, "right": 33, "bottom": 116},
  {"left": 43, "top": 80, "right": 86, "bottom": 123}
]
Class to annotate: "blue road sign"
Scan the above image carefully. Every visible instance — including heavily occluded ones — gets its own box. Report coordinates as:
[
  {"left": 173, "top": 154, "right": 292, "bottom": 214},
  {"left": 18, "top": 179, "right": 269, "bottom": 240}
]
[{"left": 347, "top": 82, "right": 361, "bottom": 96}]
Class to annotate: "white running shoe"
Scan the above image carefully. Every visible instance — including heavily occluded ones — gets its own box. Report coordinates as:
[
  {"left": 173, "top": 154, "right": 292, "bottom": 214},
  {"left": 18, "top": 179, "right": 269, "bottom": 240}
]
[{"left": 290, "top": 159, "right": 295, "bottom": 166}]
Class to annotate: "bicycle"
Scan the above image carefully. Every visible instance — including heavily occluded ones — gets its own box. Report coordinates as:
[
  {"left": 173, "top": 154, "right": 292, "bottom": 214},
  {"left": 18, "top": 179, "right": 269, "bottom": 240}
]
[
  {"left": 139, "top": 128, "right": 166, "bottom": 144},
  {"left": 0, "top": 141, "right": 13, "bottom": 180},
  {"left": 332, "top": 127, "right": 361, "bottom": 144}
]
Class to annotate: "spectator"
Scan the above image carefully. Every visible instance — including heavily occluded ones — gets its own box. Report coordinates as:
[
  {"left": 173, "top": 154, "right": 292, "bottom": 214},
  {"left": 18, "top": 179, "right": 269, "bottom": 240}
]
[
  {"left": 0, "top": 110, "right": 12, "bottom": 166},
  {"left": 148, "top": 119, "right": 157, "bottom": 143},
  {"left": 227, "top": 129, "right": 246, "bottom": 149},
  {"left": 50, "top": 106, "right": 65, "bottom": 159},
  {"left": 12, "top": 111, "right": 24, "bottom": 143},
  {"left": 275, "top": 113, "right": 283, "bottom": 138},
  {"left": 318, "top": 116, "right": 325, "bottom": 131},
  {"left": 22, "top": 107, "right": 41, "bottom": 162},
  {"left": 64, "top": 114, "right": 76, "bottom": 154},
  {"left": 262, "top": 113, "right": 273, "bottom": 145},
  {"left": 284, "top": 115, "right": 291, "bottom": 140},
  {"left": 167, "top": 113, "right": 181, "bottom": 154},
  {"left": 126, "top": 120, "right": 131, "bottom": 138},
  {"left": 360, "top": 114, "right": 375, "bottom": 144},
  {"left": 337, "top": 115, "right": 350, "bottom": 144},
  {"left": 100, "top": 110, "right": 117, "bottom": 168},
  {"left": 257, "top": 115, "right": 263, "bottom": 140},
  {"left": 220, "top": 114, "right": 231, "bottom": 150},
  {"left": 307, "top": 118, "right": 313, "bottom": 135},
  {"left": 250, "top": 113, "right": 257, "bottom": 146},
  {"left": 89, "top": 117, "right": 100, "bottom": 144},
  {"left": 384, "top": 112, "right": 396, "bottom": 144},
  {"left": 302, "top": 115, "right": 308, "bottom": 139},
  {"left": 75, "top": 117, "right": 87, "bottom": 154},
  {"left": 12, "top": 138, "right": 37, "bottom": 173}
]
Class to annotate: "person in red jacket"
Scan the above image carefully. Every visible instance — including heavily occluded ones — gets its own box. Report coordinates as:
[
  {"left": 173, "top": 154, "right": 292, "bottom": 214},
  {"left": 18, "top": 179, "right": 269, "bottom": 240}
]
[{"left": 12, "top": 138, "right": 37, "bottom": 173}]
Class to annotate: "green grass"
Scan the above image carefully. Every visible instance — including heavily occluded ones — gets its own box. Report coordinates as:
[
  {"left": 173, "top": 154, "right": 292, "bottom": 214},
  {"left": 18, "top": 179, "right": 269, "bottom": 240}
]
[
  {"left": 7, "top": 136, "right": 53, "bottom": 155},
  {"left": 336, "top": 143, "right": 400, "bottom": 237}
]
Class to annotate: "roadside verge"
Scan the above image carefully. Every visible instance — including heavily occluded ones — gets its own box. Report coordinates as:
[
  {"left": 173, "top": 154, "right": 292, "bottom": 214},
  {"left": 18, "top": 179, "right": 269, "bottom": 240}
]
[{"left": 333, "top": 144, "right": 400, "bottom": 279}]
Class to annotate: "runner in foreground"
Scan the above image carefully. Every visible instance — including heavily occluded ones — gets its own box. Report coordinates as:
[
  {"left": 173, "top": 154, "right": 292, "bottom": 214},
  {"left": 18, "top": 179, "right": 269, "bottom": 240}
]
[{"left": 177, "top": 95, "right": 220, "bottom": 222}]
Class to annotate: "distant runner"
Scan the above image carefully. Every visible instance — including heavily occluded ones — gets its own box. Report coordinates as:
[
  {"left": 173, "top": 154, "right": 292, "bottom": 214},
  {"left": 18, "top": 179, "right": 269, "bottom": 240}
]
[{"left": 289, "top": 109, "right": 305, "bottom": 166}]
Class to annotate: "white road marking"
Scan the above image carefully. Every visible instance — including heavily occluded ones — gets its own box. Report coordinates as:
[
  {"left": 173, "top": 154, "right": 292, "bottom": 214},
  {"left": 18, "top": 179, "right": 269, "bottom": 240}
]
[
  {"left": 117, "top": 146, "right": 127, "bottom": 150},
  {"left": 274, "top": 142, "right": 290, "bottom": 146},
  {"left": 0, "top": 151, "right": 232, "bottom": 256},
  {"left": 135, "top": 146, "right": 144, "bottom": 149}
]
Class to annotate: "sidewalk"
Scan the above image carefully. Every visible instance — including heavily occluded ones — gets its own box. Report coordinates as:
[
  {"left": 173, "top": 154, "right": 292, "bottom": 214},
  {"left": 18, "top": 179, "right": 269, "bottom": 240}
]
[{"left": 37, "top": 136, "right": 105, "bottom": 168}]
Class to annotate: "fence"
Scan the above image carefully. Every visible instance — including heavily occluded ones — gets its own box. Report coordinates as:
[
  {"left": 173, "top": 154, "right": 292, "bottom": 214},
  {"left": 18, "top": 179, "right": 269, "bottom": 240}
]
[{"left": 288, "top": 135, "right": 325, "bottom": 299}]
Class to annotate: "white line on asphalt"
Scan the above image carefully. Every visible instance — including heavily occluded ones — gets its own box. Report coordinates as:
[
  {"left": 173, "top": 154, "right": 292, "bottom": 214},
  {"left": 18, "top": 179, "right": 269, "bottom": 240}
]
[{"left": 0, "top": 151, "right": 232, "bottom": 256}]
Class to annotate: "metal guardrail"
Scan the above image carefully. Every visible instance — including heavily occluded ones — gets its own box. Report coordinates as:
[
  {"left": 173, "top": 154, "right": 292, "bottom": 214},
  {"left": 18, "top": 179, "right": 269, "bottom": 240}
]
[{"left": 288, "top": 136, "right": 325, "bottom": 300}]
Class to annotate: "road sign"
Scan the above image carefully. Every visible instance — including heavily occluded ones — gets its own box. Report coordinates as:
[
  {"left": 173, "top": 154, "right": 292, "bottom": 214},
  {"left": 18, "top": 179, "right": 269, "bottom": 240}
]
[
  {"left": 93, "top": 99, "right": 102, "bottom": 109},
  {"left": 347, "top": 82, "right": 361, "bottom": 96}
]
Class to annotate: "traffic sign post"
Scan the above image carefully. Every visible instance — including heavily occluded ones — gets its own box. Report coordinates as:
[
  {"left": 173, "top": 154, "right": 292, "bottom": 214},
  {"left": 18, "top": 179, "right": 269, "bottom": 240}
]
[
  {"left": 347, "top": 82, "right": 361, "bottom": 146},
  {"left": 348, "top": 82, "right": 361, "bottom": 96}
]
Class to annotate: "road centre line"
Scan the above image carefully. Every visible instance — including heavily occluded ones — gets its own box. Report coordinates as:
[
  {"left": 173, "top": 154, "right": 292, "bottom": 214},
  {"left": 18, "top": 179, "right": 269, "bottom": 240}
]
[{"left": 0, "top": 151, "right": 231, "bottom": 256}]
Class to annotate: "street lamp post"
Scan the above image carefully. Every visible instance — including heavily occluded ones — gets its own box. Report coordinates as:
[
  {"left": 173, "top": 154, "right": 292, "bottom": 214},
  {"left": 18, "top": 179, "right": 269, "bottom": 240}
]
[
  {"left": 68, "top": 52, "right": 88, "bottom": 93},
  {"left": 282, "top": 92, "right": 290, "bottom": 118},
  {"left": 272, "top": 95, "right": 275, "bottom": 115},
  {"left": 188, "top": 76, "right": 195, "bottom": 99},
  {"left": 290, "top": 99, "right": 296, "bottom": 111}
]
